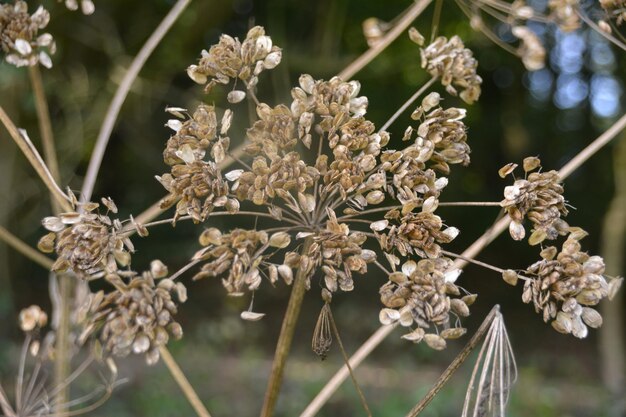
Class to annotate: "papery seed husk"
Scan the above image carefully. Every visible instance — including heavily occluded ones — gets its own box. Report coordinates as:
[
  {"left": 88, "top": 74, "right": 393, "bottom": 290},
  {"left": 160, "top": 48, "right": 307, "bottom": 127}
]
[
  {"left": 227, "top": 90, "right": 246, "bottom": 103},
  {"left": 523, "top": 156, "right": 541, "bottom": 172},
  {"left": 608, "top": 277, "right": 623, "bottom": 300},
  {"left": 499, "top": 163, "right": 518, "bottom": 178},
  {"left": 424, "top": 333, "right": 446, "bottom": 350},
  {"left": 401, "top": 327, "right": 425, "bottom": 342},
  {"left": 450, "top": 299, "right": 470, "bottom": 317},
  {"left": 241, "top": 311, "right": 265, "bottom": 321},
  {"left": 441, "top": 327, "right": 466, "bottom": 339},
  {"left": 581, "top": 307, "right": 602, "bottom": 328},
  {"left": 502, "top": 269, "right": 519, "bottom": 286},
  {"left": 269, "top": 232, "right": 291, "bottom": 248},
  {"left": 379, "top": 308, "right": 400, "bottom": 325}
]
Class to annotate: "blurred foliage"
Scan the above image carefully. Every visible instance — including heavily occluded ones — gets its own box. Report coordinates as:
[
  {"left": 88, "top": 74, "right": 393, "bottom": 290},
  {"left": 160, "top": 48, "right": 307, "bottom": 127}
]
[{"left": 0, "top": 0, "right": 625, "bottom": 415}]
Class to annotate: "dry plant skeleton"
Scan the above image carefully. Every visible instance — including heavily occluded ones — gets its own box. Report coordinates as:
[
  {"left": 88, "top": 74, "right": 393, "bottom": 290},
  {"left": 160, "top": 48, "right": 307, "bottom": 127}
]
[{"left": 0, "top": 1, "right": 624, "bottom": 416}]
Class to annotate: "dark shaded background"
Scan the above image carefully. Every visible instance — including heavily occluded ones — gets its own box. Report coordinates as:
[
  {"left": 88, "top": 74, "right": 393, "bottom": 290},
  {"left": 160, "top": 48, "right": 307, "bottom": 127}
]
[{"left": 0, "top": 0, "right": 624, "bottom": 416}]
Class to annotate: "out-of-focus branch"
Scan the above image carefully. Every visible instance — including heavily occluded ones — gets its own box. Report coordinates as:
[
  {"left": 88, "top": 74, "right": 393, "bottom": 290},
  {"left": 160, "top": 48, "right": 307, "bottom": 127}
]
[
  {"left": 80, "top": 0, "right": 192, "bottom": 204},
  {"left": 600, "top": 130, "right": 626, "bottom": 417}
]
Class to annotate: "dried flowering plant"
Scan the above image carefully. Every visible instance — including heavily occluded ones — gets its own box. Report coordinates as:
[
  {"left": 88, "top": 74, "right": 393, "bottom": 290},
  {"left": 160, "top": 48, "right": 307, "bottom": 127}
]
[{"left": 0, "top": 1, "right": 624, "bottom": 417}]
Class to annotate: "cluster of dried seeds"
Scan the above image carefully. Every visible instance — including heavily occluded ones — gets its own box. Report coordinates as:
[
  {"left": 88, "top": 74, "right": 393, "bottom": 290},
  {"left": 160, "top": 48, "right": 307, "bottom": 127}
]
[
  {"left": 600, "top": 0, "right": 626, "bottom": 24},
  {"left": 38, "top": 198, "right": 134, "bottom": 279},
  {"left": 379, "top": 258, "right": 474, "bottom": 350},
  {"left": 0, "top": 1, "right": 55, "bottom": 68},
  {"left": 158, "top": 105, "right": 239, "bottom": 222},
  {"left": 500, "top": 157, "right": 569, "bottom": 245},
  {"left": 187, "top": 26, "right": 282, "bottom": 96},
  {"left": 523, "top": 230, "right": 622, "bottom": 338},
  {"left": 512, "top": 26, "right": 546, "bottom": 71},
  {"left": 416, "top": 34, "right": 482, "bottom": 104},
  {"left": 548, "top": 0, "right": 581, "bottom": 32},
  {"left": 94, "top": 263, "right": 186, "bottom": 364}
]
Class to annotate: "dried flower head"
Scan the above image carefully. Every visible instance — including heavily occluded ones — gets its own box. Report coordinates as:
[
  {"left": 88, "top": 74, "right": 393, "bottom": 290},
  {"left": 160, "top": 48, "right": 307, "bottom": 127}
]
[
  {"left": 59, "top": 0, "right": 95, "bottom": 15},
  {"left": 523, "top": 231, "right": 618, "bottom": 338},
  {"left": 600, "top": 0, "right": 626, "bottom": 24},
  {"left": 158, "top": 104, "right": 239, "bottom": 222},
  {"left": 419, "top": 35, "right": 482, "bottom": 104},
  {"left": 309, "top": 209, "right": 375, "bottom": 293},
  {"left": 378, "top": 200, "right": 460, "bottom": 259},
  {"left": 548, "top": 0, "right": 581, "bottom": 32},
  {"left": 512, "top": 26, "right": 546, "bottom": 71},
  {"left": 38, "top": 200, "right": 134, "bottom": 279},
  {"left": 407, "top": 93, "right": 470, "bottom": 175},
  {"left": 187, "top": 26, "right": 282, "bottom": 92},
  {"left": 500, "top": 158, "right": 568, "bottom": 244},
  {"left": 193, "top": 228, "right": 271, "bottom": 295},
  {"left": 0, "top": 1, "right": 55, "bottom": 68},
  {"left": 96, "top": 266, "right": 186, "bottom": 364},
  {"left": 19, "top": 305, "right": 48, "bottom": 332},
  {"left": 379, "top": 257, "right": 472, "bottom": 350}
]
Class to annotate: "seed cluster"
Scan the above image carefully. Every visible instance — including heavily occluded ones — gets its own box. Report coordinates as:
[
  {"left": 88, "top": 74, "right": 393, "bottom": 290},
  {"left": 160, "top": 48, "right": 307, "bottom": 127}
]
[
  {"left": 38, "top": 198, "right": 133, "bottom": 279},
  {"left": 0, "top": 1, "right": 55, "bottom": 68},
  {"left": 418, "top": 35, "right": 482, "bottom": 104},
  {"left": 500, "top": 158, "right": 569, "bottom": 245},
  {"left": 96, "top": 266, "right": 186, "bottom": 365},
  {"left": 379, "top": 258, "right": 474, "bottom": 350},
  {"left": 523, "top": 231, "right": 621, "bottom": 338}
]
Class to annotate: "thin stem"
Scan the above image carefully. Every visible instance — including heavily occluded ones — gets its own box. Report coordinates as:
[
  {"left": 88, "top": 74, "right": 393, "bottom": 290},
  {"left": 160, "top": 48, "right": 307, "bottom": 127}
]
[
  {"left": 28, "top": 65, "right": 61, "bottom": 213},
  {"left": 441, "top": 250, "right": 530, "bottom": 282},
  {"left": 577, "top": 9, "right": 626, "bottom": 53},
  {"left": 405, "top": 306, "right": 500, "bottom": 417},
  {"left": 438, "top": 201, "right": 502, "bottom": 207},
  {"left": 53, "top": 274, "right": 73, "bottom": 416},
  {"left": 159, "top": 347, "right": 212, "bottom": 417},
  {"left": 0, "top": 106, "right": 72, "bottom": 212},
  {"left": 303, "top": 111, "right": 626, "bottom": 413},
  {"left": 327, "top": 309, "right": 372, "bottom": 417},
  {"left": 374, "top": 260, "right": 391, "bottom": 275},
  {"left": 123, "top": 210, "right": 301, "bottom": 234},
  {"left": 80, "top": 0, "right": 191, "bottom": 204},
  {"left": 261, "top": 237, "right": 314, "bottom": 417},
  {"left": 430, "top": 0, "right": 444, "bottom": 42},
  {"left": 379, "top": 76, "right": 437, "bottom": 132},
  {"left": 169, "top": 259, "right": 202, "bottom": 281},
  {"left": 0, "top": 225, "right": 54, "bottom": 269},
  {"left": 299, "top": 323, "right": 398, "bottom": 417},
  {"left": 338, "top": 0, "right": 434, "bottom": 80}
]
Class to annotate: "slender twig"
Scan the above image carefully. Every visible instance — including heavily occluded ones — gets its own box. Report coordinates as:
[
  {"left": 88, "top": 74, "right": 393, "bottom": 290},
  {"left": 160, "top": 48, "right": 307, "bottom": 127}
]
[
  {"left": 299, "top": 323, "right": 398, "bottom": 417},
  {"left": 261, "top": 237, "right": 314, "bottom": 417},
  {"left": 577, "top": 9, "right": 626, "bottom": 53},
  {"left": 338, "top": 0, "right": 434, "bottom": 80},
  {"left": 80, "top": 0, "right": 191, "bottom": 204},
  {"left": 302, "top": 111, "right": 626, "bottom": 413},
  {"left": 169, "top": 259, "right": 202, "bottom": 281},
  {"left": 28, "top": 65, "right": 61, "bottom": 213},
  {"left": 438, "top": 201, "right": 502, "bottom": 207},
  {"left": 440, "top": 249, "right": 530, "bottom": 282},
  {"left": 380, "top": 77, "right": 437, "bottom": 132},
  {"left": 0, "top": 225, "right": 54, "bottom": 269},
  {"left": 327, "top": 308, "right": 372, "bottom": 417},
  {"left": 430, "top": 0, "right": 444, "bottom": 42},
  {"left": 405, "top": 306, "right": 500, "bottom": 417},
  {"left": 0, "top": 106, "right": 72, "bottom": 212},
  {"left": 159, "top": 347, "right": 212, "bottom": 417}
]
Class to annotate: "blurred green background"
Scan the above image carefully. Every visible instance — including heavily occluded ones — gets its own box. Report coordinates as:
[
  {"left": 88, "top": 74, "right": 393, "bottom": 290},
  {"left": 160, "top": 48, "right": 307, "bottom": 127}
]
[{"left": 0, "top": 0, "right": 624, "bottom": 416}]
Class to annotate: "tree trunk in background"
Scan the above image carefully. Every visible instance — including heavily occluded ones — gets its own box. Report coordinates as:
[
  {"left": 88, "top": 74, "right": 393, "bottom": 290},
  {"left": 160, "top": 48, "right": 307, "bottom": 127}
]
[{"left": 600, "top": 131, "right": 626, "bottom": 417}]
